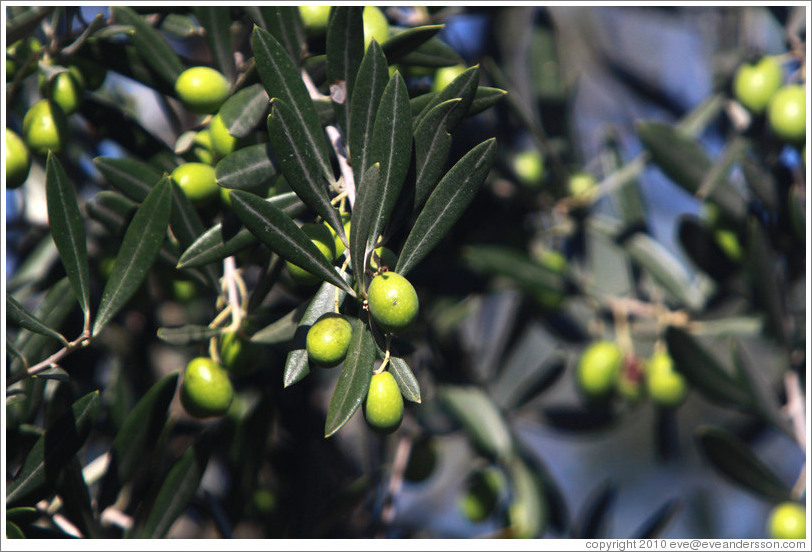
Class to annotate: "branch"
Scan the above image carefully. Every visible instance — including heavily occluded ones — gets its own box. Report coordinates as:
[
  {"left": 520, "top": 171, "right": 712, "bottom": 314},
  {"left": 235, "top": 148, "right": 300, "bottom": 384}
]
[{"left": 7, "top": 331, "right": 90, "bottom": 386}]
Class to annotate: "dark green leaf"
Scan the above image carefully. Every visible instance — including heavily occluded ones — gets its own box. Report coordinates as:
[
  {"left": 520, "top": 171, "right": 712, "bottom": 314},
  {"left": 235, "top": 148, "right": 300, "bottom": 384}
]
[
  {"left": 389, "top": 357, "right": 420, "bottom": 403},
  {"left": 677, "top": 216, "right": 739, "bottom": 282},
  {"left": 252, "top": 304, "right": 307, "bottom": 345},
  {"left": 218, "top": 83, "right": 269, "bottom": 139},
  {"left": 665, "top": 326, "right": 750, "bottom": 408},
  {"left": 731, "top": 342, "right": 793, "bottom": 437},
  {"left": 157, "top": 325, "right": 223, "bottom": 345},
  {"left": 160, "top": 14, "right": 197, "bottom": 38},
  {"left": 6, "top": 521, "right": 25, "bottom": 539},
  {"left": 93, "top": 156, "right": 162, "bottom": 203},
  {"left": 632, "top": 499, "right": 681, "bottom": 539},
  {"left": 696, "top": 136, "right": 749, "bottom": 200},
  {"left": 257, "top": 6, "right": 306, "bottom": 67},
  {"left": 367, "top": 73, "right": 411, "bottom": 252},
  {"left": 132, "top": 445, "right": 209, "bottom": 538},
  {"left": 284, "top": 275, "right": 350, "bottom": 387},
  {"left": 442, "top": 385, "right": 514, "bottom": 461},
  {"left": 98, "top": 374, "right": 179, "bottom": 510},
  {"left": 414, "top": 65, "right": 479, "bottom": 132},
  {"left": 542, "top": 405, "right": 618, "bottom": 433},
  {"left": 6, "top": 391, "right": 100, "bottom": 508},
  {"left": 468, "top": 86, "right": 508, "bottom": 117},
  {"left": 56, "top": 459, "right": 100, "bottom": 538},
  {"left": 413, "top": 98, "right": 461, "bottom": 210},
  {"left": 168, "top": 181, "right": 219, "bottom": 289},
  {"left": 32, "top": 367, "right": 70, "bottom": 382},
  {"left": 507, "top": 457, "right": 548, "bottom": 538},
  {"left": 464, "top": 245, "right": 567, "bottom": 300},
  {"left": 45, "top": 154, "right": 91, "bottom": 319},
  {"left": 230, "top": 190, "right": 354, "bottom": 296},
  {"left": 382, "top": 25, "right": 443, "bottom": 64},
  {"left": 6, "top": 294, "right": 69, "bottom": 346},
  {"left": 349, "top": 164, "right": 381, "bottom": 291},
  {"left": 746, "top": 217, "right": 788, "bottom": 345},
  {"left": 216, "top": 143, "right": 278, "bottom": 192},
  {"left": 349, "top": 40, "right": 389, "bottom": 177},
  {"left": 398, "top": 35, "right": 462, "bottom": 68},
  {"left": 624, "top": 232, "right": 706, "bottom": 311},
  {"left": 575, "top": 482, "right": 616, "bottom": 539},
  {"left": 177, "top": 192, "right": 303, "bottom": 268},
  {"left": 267, "top": 98, "right": 345, "bottom": 239},
  {"left": 324, "top": 318, "right": 375, "bottom": 438},
  {"left": 6, "top": 506, "right": 39, "bottom": 525},
  {"left": 85, "top": 191, "right": 137, "bottom": 235},
  {"left": 93, "top": 177, "right": 173, "bottom": 336},
  {"left": 192, "top": 7, "right": 235, "bottom": 80},
  {"left": 326, "top": 7, "right": 364, "bottom": 134},
  {"left": 636, "top": 121, "right": 747, "bottom": 221},
  {"left": 111, "top": 6, "right": 183, "bottom": 86},
  {"left": 397, "top": 139, "right": 497, "bottom": 276},
  {"left": 696, "top": 426, "right": 792, "bottom": 502},
  {"left": 82, "top": 95, "right": 170, "bottom": 156},
  {"left": 252, "top": 26, "right": 333, "bottom": 183}
]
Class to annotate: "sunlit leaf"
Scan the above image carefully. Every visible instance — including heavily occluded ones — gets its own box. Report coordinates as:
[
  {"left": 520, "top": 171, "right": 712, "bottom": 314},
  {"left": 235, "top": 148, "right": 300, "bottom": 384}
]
[{"left": 325, "top": 318, "right": 375, "bottom": 438}]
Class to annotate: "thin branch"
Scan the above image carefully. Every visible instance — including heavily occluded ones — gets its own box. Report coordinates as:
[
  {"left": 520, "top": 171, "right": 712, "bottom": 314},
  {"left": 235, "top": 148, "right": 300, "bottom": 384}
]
[{"left": 7, "top": 330, "right": 90, "bottom": 386}]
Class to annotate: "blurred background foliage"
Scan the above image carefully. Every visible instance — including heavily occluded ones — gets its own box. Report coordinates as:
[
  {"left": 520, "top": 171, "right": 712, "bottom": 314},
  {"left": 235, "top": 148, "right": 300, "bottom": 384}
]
[{"left": 4, "top": 5, "right": 808, "bottom": 540}]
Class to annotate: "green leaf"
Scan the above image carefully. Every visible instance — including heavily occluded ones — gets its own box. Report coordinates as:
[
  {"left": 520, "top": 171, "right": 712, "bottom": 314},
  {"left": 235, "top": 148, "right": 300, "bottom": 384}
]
[
  {"left": 468, "top": 86, "right": 508, "bottom": 117},
  {"left": 160, "top": 14, "right": 197, "bottom": 38},
  {"left": 731, "top": 342, "right": 793, "bottom": 437},
  {"left": 6, "top": 521, "right": 25, "bottom": 539},
  {"left": 324, "top": 318, "right": 375, "bottom": 438},
  {"left": 443, "top": 386, "right": 514, "bottom": 461},
  {"left": 349, "top": 40, "right": 389, "bottom": 177},
  {"left": 192, "top": 7, "right": 235, "bottom": 80},
  {"left": 111, "top": 6, "right": 183, "bottom": 86},
  {"left": 746, "top": 217, "right": 788, "bottom": 345},
  {"left": 177, "top": 192, "right": 303, "bottom": 268},
  {"left": 397, "top": 138, "right": 497, "bottom": 276},
  {"left": 696, "top": 426, "right": 792, "bottom": 502},
  {"left": 218, "top": 83, "right": 269, "bottom": 139},
  {"left": 83, "top": 95, "right": 170, "bottom": 156},
  {"left": 6, "top": 294, "right": 69, "bottom": 346},
  {"left": 216, "top": 143, "right": 278, "bottom": 192},
  {"left": 326, "top": 7, "right": 364, "bottom": 134},
  {"left": 257, "top": 6, "right": 306, "bottom": 67},
  {"left": 93, "top": 177, "right": 172, "bottom": 336},
  {"left": 349, "top": 164, "right": 381, "bottom": 290},
  {"left": 284, "top": 276, "right": 350, "bottom": 387},
  {"left": 413, "top": 98, "right": 461, "bottom": 210},
  {"left": 636, "top": 121, "right": 747, "bottom": 221},
  {"left": 389, "top": 357, "right": 421, "bottom": 403},
  {"left": 97, "top": 374, "right": 179, "bottom": 510},
  {"left": 168, "top": 181, "right": 219, "bottom": 289},
  {"left": 507, "top": 457, "right": 548, "bottom": 538},
  {"left": 677, "top": 216, "right": 739, "bottom": 283},
  {"left": 632, "top": 499, "right": 681, "bottom": 539},
  {"left": 230, "top": 190, "right": 354, "bottom": 296},
  {"left": 267, "top": 98, "right": 345, "bottom": 239},
  {"left": 575, "top": 483, "right": 616, "bottom": 539},
  {"left": 32, "top": 367, "right": 70, "bottom": 382},
  {"left": 132, "top": 444, "right": 209, "bottom": 538},
  {"left": 56, "top": 459, "right": 100, "bottom": 538},
  {"left": 6, "top": 391, "right": 100, "bottom": 508},
  {"left": 156, "top": 325, "right": 223, "bottom": 345},
  {"left": 367, "top": 73, "right": 412, "bottom": 251},
  {"left": 414, "top": 65, "right": 479, "bottom": 132},
  {"left": 623, "top": 232, "right": 706, "bottom": 311},
  {"left": 93, "top": 156, "right": 162, "bottom": 203},
  {"left": 397, "top": 35, "right": 462, "bottom": 68},
  {"left": 252, "top": 304, "right": 307, "bottom": 345},
  {"left": 45, "top": 154, "right": 91, "bottom": 319},
  {"left": 382, "top": 25, "right": 443, "bottom": 64},
  {"left": 252, "top": 26, "right": 333, "bottom": 183},
  {"left": 664, "top": 326, "right": 750, "bottom": 408},
  {"left": 6, "top": 506, "right": 39, "bottom": 525}
]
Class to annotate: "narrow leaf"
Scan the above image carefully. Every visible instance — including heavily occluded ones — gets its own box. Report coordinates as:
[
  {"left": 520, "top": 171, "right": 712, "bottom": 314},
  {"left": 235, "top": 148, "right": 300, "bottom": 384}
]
[
  {"left": 7, "top": 294, "right": 69, "bottom": 346},
  {"left": 177, "top": 192, "right": 302, "bottom": 268},
  {"left": 632, "top": 499, "right": 681, "bottom": 539},
  {"left": 442, "top": 385, "right": 514, "bottom": 461},
  {"left": 413, "top": 98, "right": 461, "bottom": 210},
  {"left": 46, "top": 154, "right": 90, "bottom": 318},
  {"left": 157, "top": 325, "right": 223, "bottom": 346},
  {"left": 168, "top": 181, "right": 219, "bottom": 289},
  {"left": 252, "top": 26, "right": 333, "bottom": 182},
  {"left": 252, "top": 304, "right": 307, "bottom": 345},
  {"left": 326, "top": 7, "right": 364, "bottom": 134},
  {"left": 267, "top": 98, "right": 345, "bottom": 239},
  {"left": 382, "top": 25, "right": 444, "bottom": 64},
  {"left": 218, "top": 83, "right": 269, "bottom": 139},
  {"left": 284, "top": 275, "right": 350, "bottom": 387},
  {"left": 230, "top": 190, "right": 354, "bottom": 296},
  {"left": 216, "top": 143, "right": 278, "bottom": 192},
  {"left": 397, "top": 138, "right": 496, "bottom": 276},
  {"left": 507, "top": 457, "right": 548, "bottom": 538},
  {"left": 324, "top": 318, "right": 375, "bottom": 437},
  {"left": 7, "top": 391, "right": 100, "bottom": 508},
  {"left": 93, "top": 177, "right": 172, "bottom": 336},
  {"left": 575, "top": 483, "right": 616, "bottom": 539},
  {"left": 731, "top": 342, "right": 793, "bottom": 437},
  {"left": 414, "top": 65, "right": 479, "bottom": 131},
  {"left": 398, "top": 36, "right": 462, "bottom": 68},
  {"left": 389, "top": 357, "right": 421, "bottom": 403},
  {"left": 349, "top": 40, "right": 389, "bottom": 176},
  {"left": 192, "top": 7, "right": 235, "bottom": 80},
  {"left": 665, "top": 326, "right": 750, "bottom": 408},
  {"left": 111, "top": 6, "right": 183, "bottom": 85},
  {"left": 349, "top": 163, "right": 381, "bottom": 290},
  {"left": 468, "top": 86, "right": 508, "bottom": 117},
  {"left": 98, "top": 374, "right": 179, "bottom": 510},
  {"left": 366, "top": 73, "right": 411, "bottom": 254},
  {"left": 746, "top": 217, "right": 788, "bottom": 345},
  {"left": 259, "top": 6, "right": 306, "bottom": 67},
  {"left": 696, "top": 426, "right": 792, "bottom": 502},
  {"left": 94, "top": 156, "right": 161, "bottom": 203}
]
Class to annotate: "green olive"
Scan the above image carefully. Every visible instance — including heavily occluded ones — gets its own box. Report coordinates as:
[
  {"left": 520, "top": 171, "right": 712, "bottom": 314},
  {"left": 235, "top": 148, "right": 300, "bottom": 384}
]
[
  {"left": 363, "top": 6, "right": 389, "bottom": 50},
  {"left": 180, "top": 357, "right": 234, "bottom": 418},
  {"left": 767, "top": 84, "right": 806, "bottom": 143},
  {"left": 512, "top": 149, "right": 546, "bottom": 188},
  {"left": 22, "top": 99, "right": 68, "bottom": 155},
  {"left": 364, "top": 371, "right": 404, "bottom": 434},
  {"left": 767, "top": 502, "right": 806, "bottom": 539},
  {"left": 219, "top": 330, "right": 261, "bottom": 376},
  {"left": 286, "top": 223, "right": 337, "bottom": 285},
  {"left": 191, "top": 128, "right": 216, "bottom": 165},
  {"left": 732, "top": 56, "right": 783, "bottom": 114},
  {"left": 299, "top": 5, "right": 331, "bottom": 35},
  {"left": 306, "top": 313, "right": 353, "bottom": 367},
  {"left": 5, "top": 128, "right": 31, "bottom": 189},
  {"left": 171, "top": 162, "right": 219, "bottom": 204},
  {"left": 645, "top": 351, "right": 687, "bottom": 408},
  {"left": 209, "top": 113, "right": 247, "bottom": 157},
  {"left": 367, "top": 272, "right": 419, "bottom": 332},
  {"left": 40, "top": 68, "right": 85, "bottom": 115},
  {"left": 324, "top": 213, "right": 351, "bottom": 257},
  {"left": 432, "top": 64, "right": 466, "bottom": 93},
  {"left": 458, "top": 468, "right": 504, "bottom": 522},
  {"left": 568, "top": 172, "right": 597, "bottom": 197},
  {"left": 175, "top": 66, "right": 230, "bottom": 114},
  {"left": 575, "top": 340, "right": 623, "bottom": 398},
  {"left": 369, "top": 246, "right": 398, "bottom": 272}
]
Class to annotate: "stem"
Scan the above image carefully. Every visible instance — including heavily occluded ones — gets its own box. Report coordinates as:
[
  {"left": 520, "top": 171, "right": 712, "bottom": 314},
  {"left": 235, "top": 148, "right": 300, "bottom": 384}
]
[
  {"left": 8, "top": 330, "right": 91, "bottom": 386},
  {"left": 222, "top": 257, "right": 243, "bottom": 331}
]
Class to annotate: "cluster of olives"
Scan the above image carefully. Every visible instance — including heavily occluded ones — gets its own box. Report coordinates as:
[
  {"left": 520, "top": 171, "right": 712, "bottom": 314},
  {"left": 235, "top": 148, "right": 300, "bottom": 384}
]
[
  {"left": 6, "top": 36, "right": 107, "bottom": 189},
  {"left": 179, "top": 330, "right": 260, "bottom": 418},
  {"left": 575, "top": 341, "right": 688, "bottom": 408},
  {"left": 733, "top": 55, "right": 806, "bottom": 144}
]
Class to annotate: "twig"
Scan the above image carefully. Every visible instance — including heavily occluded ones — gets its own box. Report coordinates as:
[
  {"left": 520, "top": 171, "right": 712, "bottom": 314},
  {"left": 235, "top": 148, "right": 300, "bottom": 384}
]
[
  {"left": 8, "top": 330, "right": 91, "bottom": 386},
  {"left": 326, "top": 125, "right": 356, "bottom": 207},
  {"left": 378, "top": 433, "right": 413, "bottom": 531},
  {"left": 222, "top": 257, "right": 243, "bottom": 330}
]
